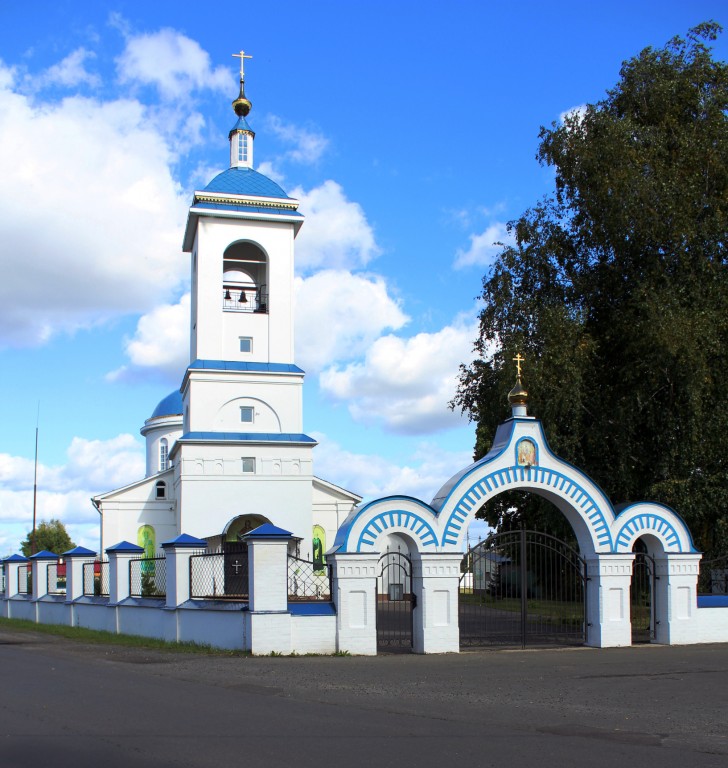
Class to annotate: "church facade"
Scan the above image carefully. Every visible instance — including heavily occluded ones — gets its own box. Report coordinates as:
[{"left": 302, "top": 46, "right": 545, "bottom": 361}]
[{"left": 93, "top": 54, "right": 360, "bottom": 561}]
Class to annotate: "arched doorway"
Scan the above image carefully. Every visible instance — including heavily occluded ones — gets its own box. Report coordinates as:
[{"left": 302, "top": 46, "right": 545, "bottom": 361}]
[
  {"left": 630, "top": 539, "right": 656, "bottom": 643},
  {"left": 376, "top": 540, "right": 415, "bottom": 652}
]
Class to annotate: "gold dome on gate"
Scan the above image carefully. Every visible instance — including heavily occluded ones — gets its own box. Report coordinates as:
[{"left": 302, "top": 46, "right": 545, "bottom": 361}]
[
  {"left": 507, "top": 352, "right": 528, "bottom": 407},
  {"left": 508, "top": 377, "right": 528, "bottom": 406}
]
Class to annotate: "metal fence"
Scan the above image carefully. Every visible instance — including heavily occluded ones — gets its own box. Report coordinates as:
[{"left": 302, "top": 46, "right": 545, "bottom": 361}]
[
  {"left": 47, "top": 563, "right": 66, "bottom": 595},
  {"left": 288, "top": 555, "right": 331, "bottom": 601},
  {"left": 83, "top": 560, "right": 110, "bottom": 597},
  {"left": 189, "top": 546, "right": 248, "bottom": 600},
  {"left": 0, "top": 564, "right": 5, "bottom": 594},
  {"left": 698, "top": 554, "right": 728, "bottom": 594},
  {"left": 18, "top": 564, "right": 30, "bottom": 595},
  {"left": 129, "top": 555, "right": 166, "bottom": 598}
]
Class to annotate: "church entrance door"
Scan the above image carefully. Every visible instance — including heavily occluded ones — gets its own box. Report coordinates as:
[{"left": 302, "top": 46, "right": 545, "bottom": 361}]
[
  {"left": 376, "top": 549, "right": 414, "bottom": 652},
  {"left": 459, "top": 529, "right": 587, "bottom": 649}
]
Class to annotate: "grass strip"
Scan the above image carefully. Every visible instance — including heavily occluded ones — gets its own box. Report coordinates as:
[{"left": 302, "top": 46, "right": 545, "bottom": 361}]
[{"left": 0, "top": 616, "right": 248, "bottom": 656}]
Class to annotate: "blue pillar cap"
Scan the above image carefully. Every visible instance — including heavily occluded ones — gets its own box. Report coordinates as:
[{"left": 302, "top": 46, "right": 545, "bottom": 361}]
[
  {"left": 29, "top": 550, "right": 59, "bottom": 560},
  {"left": 243, "top": 523, "right": 293, "bottom": 540},
  {"left": 106, "top": 541, "right": 145, "bottom": 554},
  {"left": 161, "top": 534, "right": 208, "bottom": 549},
  {"left": 3, "top": 554, "right": 29, "bottom": 563},
  {"left": 62, "top": 546, "right": 97, "bottom": 558}
]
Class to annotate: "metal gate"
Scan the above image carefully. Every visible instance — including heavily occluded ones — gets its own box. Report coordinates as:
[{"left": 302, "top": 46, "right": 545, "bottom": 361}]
[
  {"left": 459, "top": 529, "right": 587, "bottom": 648},
  {"left": 631, "top": 552, "right": 656, "bottom": 643},
  {"left": 376, "top": 549, "right": 415, "bottom": 652}
]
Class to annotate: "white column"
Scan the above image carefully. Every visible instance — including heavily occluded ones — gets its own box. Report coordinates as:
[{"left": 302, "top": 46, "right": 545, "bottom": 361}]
[
  {"left": 653, "top": 553, "right": 702, "bottom": 644},
  {"left": 30, "top": 551, "right": 58, "bottom": 600},
  {"left": 3, "top": 556, "right": 28, "bottom": 599},
  {"left": 329, "top": 552, "right": 379, "bottom": 656},
  {"left": 585, "top": 553, "right": 635, "bottom": 647},
  {"left": 63, "top": 547, "right": 97, "bottom": 602},
  {"left": 162, "top": 534, "right": 207, "bottom": 608},
  {"left": 244, "top": 524, "right": 293, "bottom": 655},
  {"left": 411, "top": 553, "right": 462, "bottom": 654},
  {"left": 106, "top": 541, "right": 144, "bottom": 603}
]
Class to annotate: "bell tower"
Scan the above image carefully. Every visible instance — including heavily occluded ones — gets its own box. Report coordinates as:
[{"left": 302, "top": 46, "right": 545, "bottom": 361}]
[{"left": 171, "top": 51, "right": 314, "bottom": 545}]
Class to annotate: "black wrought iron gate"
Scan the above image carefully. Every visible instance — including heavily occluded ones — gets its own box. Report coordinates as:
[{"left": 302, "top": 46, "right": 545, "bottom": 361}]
[
  {"left": 459, "top": 529, "right": 587, "bottom": 648},
  {"left": 376, "top": 550, "right": 414, "bottom": 652},
  {"left": 631, "top": 552, "right": 656, "bottom": 643}
]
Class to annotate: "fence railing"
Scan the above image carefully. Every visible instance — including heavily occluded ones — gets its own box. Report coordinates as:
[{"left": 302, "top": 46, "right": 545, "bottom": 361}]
[
  {"left": 129, "top": 556, "right": 167, "bottom": 598},
  {"left": 288, "top": 556, "right": 331, "bottom": 601},
  {"left": 698, "top": 554, "right": 728, "bottom": 595},
  {"left": 83, "top": 560, "right": 110, "bottom": 597},
  {"left": 47, "top": 563, "right": 66, "bottom": 595},
  {"left": 18, "top": 564, "right": 30, "bottom": 595},
  {"left": 189, "top": 546, "right": 248, "bottom": 600}
]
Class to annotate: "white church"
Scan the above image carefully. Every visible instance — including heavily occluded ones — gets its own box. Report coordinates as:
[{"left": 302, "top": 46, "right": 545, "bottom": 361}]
[{"left": 93, "top": 54, "right": 361, "bottom": 563}]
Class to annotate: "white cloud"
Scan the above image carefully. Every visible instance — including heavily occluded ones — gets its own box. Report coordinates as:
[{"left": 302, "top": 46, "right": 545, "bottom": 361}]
[
  {"left": 42, "top": 48, "right": 100, "bottom": 88},
  {"left": 0, "top": 434, "right": 145, "bottom": 553},
  {"left": 559, "top": 104, "right": 587, "bottom": 125},
  {"left": 312, "top": 434, "right": 473, "bottom": 504},
  {"left": 109, "top": 293, "right": 190, "bottom": 382},
  {"left": 266, "top": 115, "right": 329, "bottom": 165},
  {"left": 116, "top": 28, "right": 231, "bottom": 100},
  {"left": 454, "top": 221, "right": 513, "bottom": 269},
  {"left": 319, "top": 315, "right": 478, "bottom": 434},
  {"left": 0, "top": 62, "right": 189, "bottom": 347},
  {"left": 291, "top": 181, "right": 380, "bottom": 273},
  {"left": 295, "top": 271, "right": 407, "bottom": 372}
]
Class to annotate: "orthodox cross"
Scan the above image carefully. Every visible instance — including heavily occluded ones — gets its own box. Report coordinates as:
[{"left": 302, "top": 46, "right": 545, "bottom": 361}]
[
  {"left": 232, "top": 50, "right": 253, "bottom": 80},
  {"left": 231, "top": 560, "right": 242, "bottom": 575},
  {"left": 513, "top": 353, "right": 525, "bottom": 378}
]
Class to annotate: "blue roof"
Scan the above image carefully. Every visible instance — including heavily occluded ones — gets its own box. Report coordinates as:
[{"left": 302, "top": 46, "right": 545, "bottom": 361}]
[
  {"left": 63, "top": 546, "right": 97, "bottom": 558},
  {"left": 243, "top": 523, "right": 292, "bottom": 539},
  {"left": 229, "top": 116, "right": 254, "bottom": 134},
  {"left": 161, "top": 534, "right": 208, "bottom": 549},
  {"left": 151, "top": 390, "right": 183, "bottom": 419},
  {"left": 30, "top": 550, "right": 58, "bottom": 560},
  {"left": 202, "top": 167, "right": 289, "bottom": 199},
  {"left": 180, "top": 432, "right": 317, "bottom": 444},
  {"left": 189, "top": 360, "right": 304, "bottom": 374}
]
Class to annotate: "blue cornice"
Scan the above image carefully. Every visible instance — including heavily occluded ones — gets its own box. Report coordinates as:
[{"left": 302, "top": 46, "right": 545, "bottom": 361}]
[{"left": 178, "top": 432, "right": 317, "bottom": 444}]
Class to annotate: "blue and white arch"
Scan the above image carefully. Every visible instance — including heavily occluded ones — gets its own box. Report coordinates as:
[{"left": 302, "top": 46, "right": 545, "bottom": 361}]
[{"left": 332, "top": 415, "right": 697, "bottom": 557}]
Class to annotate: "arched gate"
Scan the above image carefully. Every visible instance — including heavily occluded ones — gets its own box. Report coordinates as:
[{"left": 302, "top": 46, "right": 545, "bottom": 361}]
[
  {"left": 459, "top": 529, "right": 587, "bottom": 648},
  {"left": 376, "top": 549, "right": 414, "bottom": 652}
]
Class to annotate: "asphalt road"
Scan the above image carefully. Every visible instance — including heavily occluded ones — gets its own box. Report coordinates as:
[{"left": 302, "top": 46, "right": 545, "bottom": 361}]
[{"left": 1, "top": 626, "right": 727, "bottom": 768}]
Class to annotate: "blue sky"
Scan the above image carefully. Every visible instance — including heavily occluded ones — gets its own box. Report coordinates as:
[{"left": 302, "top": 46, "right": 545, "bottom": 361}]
[{"left": 0, "top": 1, "right": 725, "bottom": 554}]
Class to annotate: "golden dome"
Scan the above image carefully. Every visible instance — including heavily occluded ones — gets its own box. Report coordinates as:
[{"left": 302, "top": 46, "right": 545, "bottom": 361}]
[
  {"left": 508, "top": 377, "right": 528, "bottom": 406},
  {"left": 232, "top": 81, "right": 252, "bottom": 117}
]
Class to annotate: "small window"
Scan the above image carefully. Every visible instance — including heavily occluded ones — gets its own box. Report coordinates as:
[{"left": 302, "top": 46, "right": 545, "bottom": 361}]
[
  {"left": 242, "top": 457, "right": 256, "bottom": 473},
  {"left": 155, "top": 481, "right": 166, "bottom": 500},
  {"left": 159, "top": 438, "right": 168, "bottom": 472},
  {"left": 239, "top": 337, "right": 253, "bottom": 353},
  {"left": 240, "top": 406, "right": 254, "bottom": 423}
]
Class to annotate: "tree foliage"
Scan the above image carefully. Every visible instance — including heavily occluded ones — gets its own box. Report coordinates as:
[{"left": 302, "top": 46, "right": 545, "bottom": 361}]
[
  {"left": 452, "top": 23, "right": 728, "bottom": 554},
  {"left": 20, "top": 519, "right": 76, "bottom": 557}
]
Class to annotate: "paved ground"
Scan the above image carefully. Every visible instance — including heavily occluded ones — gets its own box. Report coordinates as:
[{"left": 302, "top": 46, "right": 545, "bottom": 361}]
[{"left": 1, "top": 626, "right": 727, "bottom": 767}]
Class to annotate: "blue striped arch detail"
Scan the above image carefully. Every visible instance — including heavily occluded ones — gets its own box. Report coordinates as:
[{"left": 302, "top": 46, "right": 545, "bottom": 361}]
[
  {"left": 441, "top": 465, "right": 612, "bottom": 548},
  {"left": 614, "top": 514, "right": 681, "bottom": 552},
  {"left": 356, "top": 510, "right": 438, "bottom": 552}
]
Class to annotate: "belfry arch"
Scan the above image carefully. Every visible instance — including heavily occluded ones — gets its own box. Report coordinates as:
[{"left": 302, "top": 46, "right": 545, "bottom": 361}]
[{"left": 330, "top": 371, "right": 701, "bottom": 653}]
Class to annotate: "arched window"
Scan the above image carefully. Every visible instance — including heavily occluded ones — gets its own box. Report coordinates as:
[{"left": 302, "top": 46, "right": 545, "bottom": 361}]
[
  {"left": 159, "top": 438, "right": 168, "bottom": 472},
  {"left": 155, "top": 481, "right": 166, "bottom": 500},
  {"left": 222, "top": 242, "right": 268, "bottom": 313}
]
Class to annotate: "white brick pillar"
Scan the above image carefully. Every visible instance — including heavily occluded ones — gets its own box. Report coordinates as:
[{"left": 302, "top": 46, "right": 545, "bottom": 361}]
[
  {"left": 329, "top": 552, "right": 379, "bottom": 655},
  {"left": 243, "top": 524, "right": 293, "bottom": 655},
  {"left": 106, "top": 541, "right": 144, "bottom": 603},
  {"left": 3, "top": 555, "right": 29, "bottom": 598},
  {"left": 653, "top": 553, "right": 702, "bottom": 645},
  {"left": 63, "top": 546, "right": 97, "bottom": 602},
  {"left": 30, "top": 550, "right": 58, "bottom": 600},
  {"left": 161, "top": 534, "right": 207, "bottom": 608},
  {"left": 585, "top": 553, "right": 635, "bottom": 647},
  {"left": 411, "top": 552, "right": 462, "bottom": 654}
]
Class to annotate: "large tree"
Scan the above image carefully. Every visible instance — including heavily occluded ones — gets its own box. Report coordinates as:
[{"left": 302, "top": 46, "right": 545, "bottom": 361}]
[
  {"left": 452, "top": 23, "right": 728, "bottom": 554},
  {"left": 20, "top": 519, "right": 75, "bottom": 557}
]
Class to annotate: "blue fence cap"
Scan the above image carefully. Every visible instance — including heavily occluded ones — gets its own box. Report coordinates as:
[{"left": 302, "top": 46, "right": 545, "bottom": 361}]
[
  {"left": 29, "top": 549, "right": 59, "bottom": 560},
  {"left": 3, "top": 554, "right": 29, "bottom": 563},
  {"left": 243, "top": 523, "right": 293, "bottom": 540},
  {"left": 62, "top": 546, "right": 97, "bottom": 558},
  {"left": 161, "top": 534, "right": 208, "bottom": 549},
  {"left": 106, "top": 541, "right": 145, "bottom": 554}
]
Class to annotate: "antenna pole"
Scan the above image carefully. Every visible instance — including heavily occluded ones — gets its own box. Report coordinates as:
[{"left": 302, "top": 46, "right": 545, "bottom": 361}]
[{"left": 31, "top": 404, "right": 39, "bottom": 555}]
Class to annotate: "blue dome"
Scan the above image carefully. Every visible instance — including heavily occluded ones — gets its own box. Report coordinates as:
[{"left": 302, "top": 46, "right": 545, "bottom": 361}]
[
  {"left": 203, "top": 167, "right": 289, "bottom": 199},
  {"left": 150, "top": 391, "right": 183, "bottom": 419}
]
